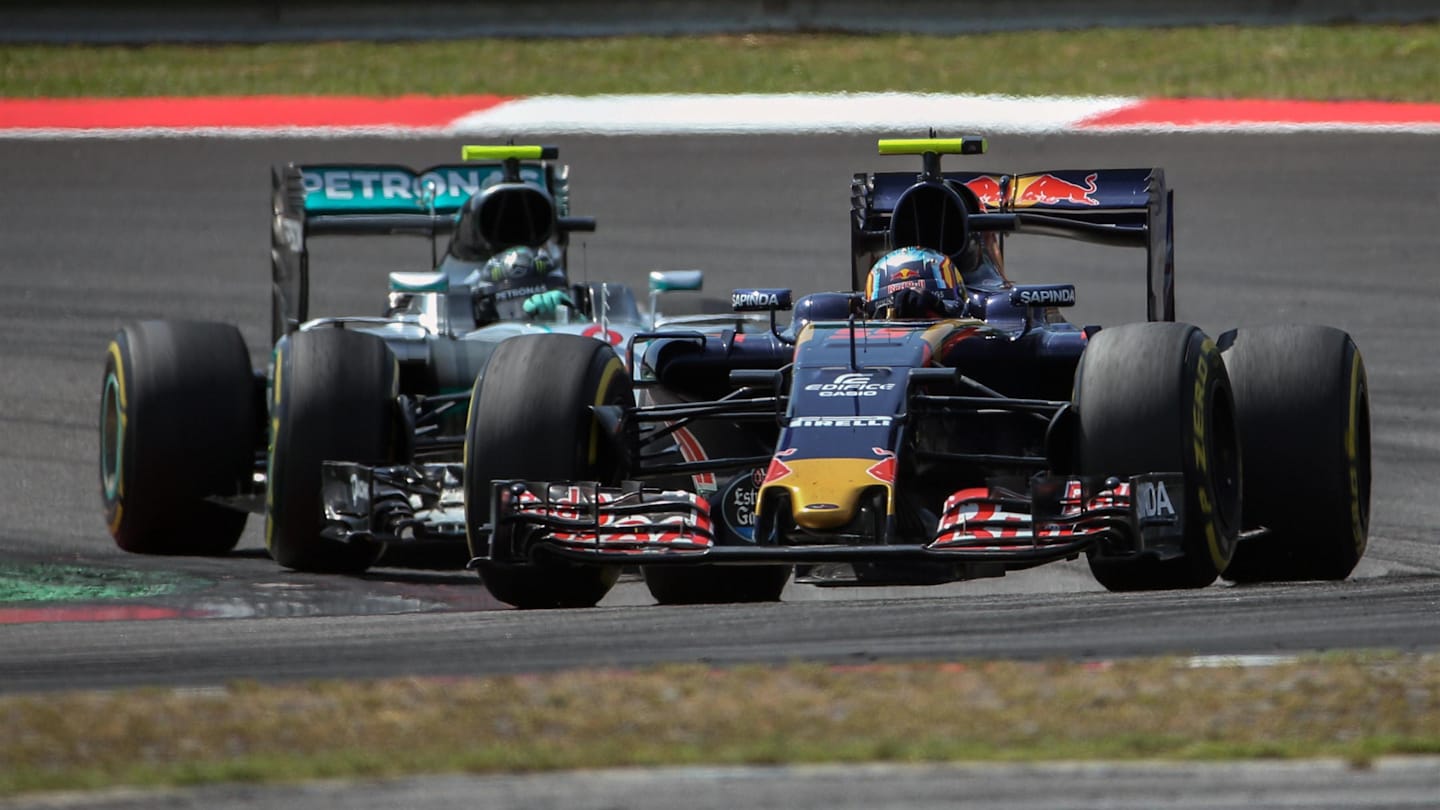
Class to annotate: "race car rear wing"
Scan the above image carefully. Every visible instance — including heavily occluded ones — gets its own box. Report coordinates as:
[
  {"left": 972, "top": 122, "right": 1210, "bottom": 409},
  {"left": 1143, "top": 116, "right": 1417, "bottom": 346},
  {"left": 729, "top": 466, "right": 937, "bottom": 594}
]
[
  {"left": 850, "top": 140, "right": 1174, "bottom": 323},
  {"left": 269, "top": 148, "right": 592, "bottom": 342}
]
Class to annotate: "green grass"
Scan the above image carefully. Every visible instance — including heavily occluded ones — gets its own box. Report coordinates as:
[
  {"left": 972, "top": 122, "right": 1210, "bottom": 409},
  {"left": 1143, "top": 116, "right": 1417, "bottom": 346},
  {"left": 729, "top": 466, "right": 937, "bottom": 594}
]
[
  {"left": 0, "top": 562, "right": 207, "bottom": 602},
  {"left": 4, "top": 655, "right": 1439, "bottom": 796},
  {"left": 3, "top": 25, "right": 1440, "bottom": 100}
]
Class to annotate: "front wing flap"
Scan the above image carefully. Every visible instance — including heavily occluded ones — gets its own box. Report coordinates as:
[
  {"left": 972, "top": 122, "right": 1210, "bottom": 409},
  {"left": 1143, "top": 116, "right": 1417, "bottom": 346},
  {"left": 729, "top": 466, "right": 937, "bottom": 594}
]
[
  {"left": 478, "top": 472, "right": 1186, "bottom": 567},
  {"left": 480, "top": 480, "right": 716, "bottom": 564},
  {"left": 933, "top": 473, "right": 1186, "bottom": 560}
]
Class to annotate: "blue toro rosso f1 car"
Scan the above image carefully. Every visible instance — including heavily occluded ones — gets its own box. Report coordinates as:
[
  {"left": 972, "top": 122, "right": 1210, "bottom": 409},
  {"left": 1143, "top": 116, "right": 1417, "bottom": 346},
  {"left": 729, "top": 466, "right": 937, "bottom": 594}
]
[{"left": 446, "top": 137, "right": 1371, "bottom": 608}]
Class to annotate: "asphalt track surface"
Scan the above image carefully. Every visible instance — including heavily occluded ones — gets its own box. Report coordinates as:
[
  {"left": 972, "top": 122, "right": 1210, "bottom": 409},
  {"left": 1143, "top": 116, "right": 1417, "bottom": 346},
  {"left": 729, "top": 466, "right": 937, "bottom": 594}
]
[{"left": 0, "top": 134, "right": 1438, "bottom": 805}]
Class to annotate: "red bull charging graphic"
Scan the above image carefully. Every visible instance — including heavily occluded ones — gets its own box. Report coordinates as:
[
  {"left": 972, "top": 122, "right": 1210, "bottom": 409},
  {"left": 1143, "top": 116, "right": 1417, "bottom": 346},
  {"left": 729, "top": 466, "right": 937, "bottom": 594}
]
[
  {"left": 963, "top": 175, "right": 1005, "bottom": 210},
  {"left": 1013, "top": 172, "right": 1101, "bottom": 207}
]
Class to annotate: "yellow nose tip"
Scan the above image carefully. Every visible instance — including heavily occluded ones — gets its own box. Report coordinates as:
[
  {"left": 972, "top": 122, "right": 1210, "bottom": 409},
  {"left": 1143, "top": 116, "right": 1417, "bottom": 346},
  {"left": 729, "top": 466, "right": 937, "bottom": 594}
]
[{"left": 759, "top": 458, "right": 889, "bottom": 531}]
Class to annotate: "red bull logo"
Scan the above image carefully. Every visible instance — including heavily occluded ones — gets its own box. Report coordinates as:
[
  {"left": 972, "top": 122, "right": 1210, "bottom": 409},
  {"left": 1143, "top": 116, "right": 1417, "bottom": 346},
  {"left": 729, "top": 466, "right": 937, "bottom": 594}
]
[
  {"left": 762, "top": 448, "right": 797, "bottom": 486},
  {"left": 1014, "top": 173, "right": 1100, "bottom": 207},
  {"left": 893, "top": 267, "right": 920, "bottom": 280},
  {"left": 866, "top": 448, "right": 896, "bottom": 484},
  {"left": 963, "top": 175, "right": 1005, "bottom": 210},
  {"left": 884, "top": 280, "right": 926, "bottom": 297}
]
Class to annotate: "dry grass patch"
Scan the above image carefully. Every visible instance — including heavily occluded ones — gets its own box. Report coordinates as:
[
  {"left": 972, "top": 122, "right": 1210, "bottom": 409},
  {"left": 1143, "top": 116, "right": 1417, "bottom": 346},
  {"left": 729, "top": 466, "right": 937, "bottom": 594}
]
[{"left": 3, "top": 653, "right": 1440, "bottom": 795}]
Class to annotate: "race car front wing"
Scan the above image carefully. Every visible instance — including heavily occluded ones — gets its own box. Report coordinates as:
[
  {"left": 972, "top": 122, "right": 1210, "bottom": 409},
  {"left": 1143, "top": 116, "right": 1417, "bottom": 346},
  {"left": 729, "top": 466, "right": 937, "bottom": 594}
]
[{"left": 471, "top": 473, "right": 1187, "bottom": 569}]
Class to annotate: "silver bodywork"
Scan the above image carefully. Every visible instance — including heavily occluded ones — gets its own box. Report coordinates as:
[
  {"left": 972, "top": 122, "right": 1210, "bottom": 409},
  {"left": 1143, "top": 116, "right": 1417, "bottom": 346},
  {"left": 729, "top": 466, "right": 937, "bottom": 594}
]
[{"left": 306, "top": 269, "right": 769, "bottom": 548}]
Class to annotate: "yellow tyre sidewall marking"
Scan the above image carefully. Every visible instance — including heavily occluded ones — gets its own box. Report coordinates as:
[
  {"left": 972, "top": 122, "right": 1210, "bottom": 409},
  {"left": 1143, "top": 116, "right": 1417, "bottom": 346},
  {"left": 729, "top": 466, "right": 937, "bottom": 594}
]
[
  {"left": 589, "top": 355, "right": 623, "bottom": 467},
  {"left": 103, "top": 340, "right": 128, "bottom": 534},
  {"left": 1190, "top": 337, "right": 1232, "bottom": 572},
  {"left": 463, "top": 367, "right": 486, "bottom": 552},
  {"left": 1345, "top": 349, "right": 1367, "bottom": 555},
  {"left": 264, "top": 343, "right": 285, "bottom": 553}
]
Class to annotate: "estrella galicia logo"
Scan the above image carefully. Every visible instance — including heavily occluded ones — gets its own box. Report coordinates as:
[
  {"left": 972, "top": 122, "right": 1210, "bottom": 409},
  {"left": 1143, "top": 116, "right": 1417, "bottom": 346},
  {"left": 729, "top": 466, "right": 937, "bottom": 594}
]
[{"left": 719, "top": 467, "right": 766, "bottom": 542}]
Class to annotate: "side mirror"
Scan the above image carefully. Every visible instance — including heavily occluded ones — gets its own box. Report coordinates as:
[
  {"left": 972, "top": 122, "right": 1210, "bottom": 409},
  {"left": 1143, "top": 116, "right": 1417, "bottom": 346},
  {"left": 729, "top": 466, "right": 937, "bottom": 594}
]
[
  {"left": 732, "top": 288, "right": 796, "bottom": 346},
  {"left": 1009, "top": 284, "right": 1077, "bottom": 308},
  {"left": 648, "top": 270, "right": 705, "bottom": 328},
  {"left": 388, "top": 271, "right": 449, "bottom": 294},
  {"left": 649, "top": 269, "right": 704, "bottom": 293},
  {"left": 731, "top": 288, "right": 793, "bottom": 313}
]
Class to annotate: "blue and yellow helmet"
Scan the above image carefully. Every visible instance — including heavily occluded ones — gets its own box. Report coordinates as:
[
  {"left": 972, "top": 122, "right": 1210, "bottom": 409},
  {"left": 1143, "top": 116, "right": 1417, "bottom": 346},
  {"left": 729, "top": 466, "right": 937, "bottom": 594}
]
[{"left": 864, "top": 247, "right": 964, "bottom": 315}]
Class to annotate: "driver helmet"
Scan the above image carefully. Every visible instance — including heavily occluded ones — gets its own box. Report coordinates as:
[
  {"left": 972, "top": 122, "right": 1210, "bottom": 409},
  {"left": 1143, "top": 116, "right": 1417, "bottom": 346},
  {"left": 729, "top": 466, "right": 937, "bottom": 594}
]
[
  {"left": 863, "top": 246, "right": 965, "bottom": 318},
  {"left": 471, "top": 246, "right": 568, "bottom": 324}
]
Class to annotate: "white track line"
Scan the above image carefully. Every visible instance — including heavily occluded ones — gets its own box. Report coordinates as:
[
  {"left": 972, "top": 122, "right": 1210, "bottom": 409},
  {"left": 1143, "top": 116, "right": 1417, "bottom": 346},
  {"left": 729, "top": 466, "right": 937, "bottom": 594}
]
[{"left": 450, "top": 92, "right": 1139, "bottom": 135}]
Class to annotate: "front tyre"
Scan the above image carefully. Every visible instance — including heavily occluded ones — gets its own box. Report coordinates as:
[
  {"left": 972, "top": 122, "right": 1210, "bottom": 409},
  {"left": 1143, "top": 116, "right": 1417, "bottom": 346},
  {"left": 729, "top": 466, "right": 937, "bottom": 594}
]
[
  {"left": 464, "top": 334, "right": 630, "bottom": 609},
  {"left": 266, "top": 328, "right": 398, "bottom": 574},
  {"left": 100, "top": 320, "right": 257, "bottom": 555},
  {"left": 1219, "top": 325, "right": 1370, "bottom": 582},
  {"left": 1073, "top": 322, "right": 1242, "bottom": 591}
]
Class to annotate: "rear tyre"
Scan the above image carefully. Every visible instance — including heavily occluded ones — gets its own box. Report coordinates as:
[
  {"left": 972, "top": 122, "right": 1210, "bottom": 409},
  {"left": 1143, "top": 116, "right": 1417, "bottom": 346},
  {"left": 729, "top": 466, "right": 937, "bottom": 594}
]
[
  {"left": 642, "top": 566, "right": 790, "bottom": 605},
  {"left": 1219, "top": 325, "right": 1370, "bottom": 582},
  {"left": 100, "top": 320, "right": 257, "bottom": 555},
  {"left": 464, "top": 334, "right": 629, "bottom": 609},
  {"left": 266, "top": 328, "right": 397, "bottom": 574},
  {"left": 1074, "top": 322, "right": 1241, "bottom": 591}
]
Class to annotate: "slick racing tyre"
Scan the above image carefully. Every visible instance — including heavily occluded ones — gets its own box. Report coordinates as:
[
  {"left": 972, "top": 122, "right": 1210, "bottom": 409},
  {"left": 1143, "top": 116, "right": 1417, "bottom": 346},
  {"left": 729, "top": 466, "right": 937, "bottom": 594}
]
[
  {"left": 1219, "top": 325, "right": 1370, "bottom": 583},
  {"left": 464, "top": 334, "right": 630, "bottom": 609},
  {"left": 266, "top": 328, "right": 398, "bottom": 574},
  {"left": 100, "top": 320, "right": 257, "bottom": 555},
  {"left": 1074, "top": 322, "right": 1242, "bottom": 591}
]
